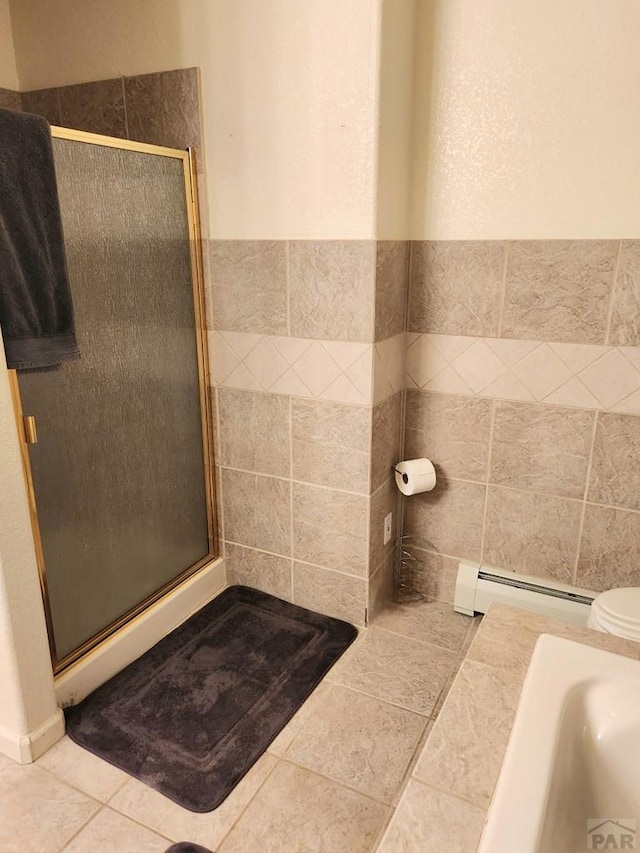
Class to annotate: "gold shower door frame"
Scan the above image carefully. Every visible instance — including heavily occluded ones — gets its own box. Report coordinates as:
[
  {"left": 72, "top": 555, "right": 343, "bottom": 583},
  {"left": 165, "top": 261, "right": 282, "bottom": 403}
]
[{"left": 9, "top": 126, "right": 218, "bottom": 675}]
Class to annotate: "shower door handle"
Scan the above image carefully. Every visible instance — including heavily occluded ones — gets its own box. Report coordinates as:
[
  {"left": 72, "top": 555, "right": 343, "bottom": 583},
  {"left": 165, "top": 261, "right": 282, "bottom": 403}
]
[{"left": 23, "top": 415, "right": 38, "bottom": 445}]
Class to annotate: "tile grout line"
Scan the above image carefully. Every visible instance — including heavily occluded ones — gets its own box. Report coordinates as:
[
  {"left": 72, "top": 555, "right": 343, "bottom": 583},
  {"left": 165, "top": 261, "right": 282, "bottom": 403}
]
[
  {"left": 365, "top": 399, "right": 374, "bottom": 623},
  {"left": 479, "top": 399, "right": 497, "bottom": 563},
  {"left": 220, "top": 463, "right": 372, "bottom": 497},
  {"left": 370, "top": 622, "right": 469, "bottom": 654},
  {"left": 213, "top": 752, "right": 283, "bottom": 849},
  {"left": 223, "top": 539, "right": 369, "bottom": 583},
  {"left": 572, "top": 412, "right": 600, "bottom": 584},
  {"left": 288, "top": 393, "right": 295, "bottom": 601},
  {"left": 285, "top": 240, "right": 291, "bottom": 337},
  {"left": 121, "top": 76, "right": 130, "bottom": 139},
  {"left": 214, "top": 388, "right": 227, "bottom": 551},
  {"left": 496, "top": 240, "right": 510, "bottom": 338},
  {"left": 604, "top": 239, "right": 623, "bottom": 346},
  {"left": 56, "top": 803, "right": 107, "bottom": 853},
  {"left": 277, "top": 756, "right": 393, "bottom": 809},
  {"left": 324, "top": 673, "right": 438, "bottom": 718},
  {"left": 414, "top": 777, "right": 489, "bottom": 814}
]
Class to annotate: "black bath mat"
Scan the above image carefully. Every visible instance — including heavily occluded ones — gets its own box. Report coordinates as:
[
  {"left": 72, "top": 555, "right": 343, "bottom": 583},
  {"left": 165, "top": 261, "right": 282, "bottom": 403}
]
[
  {"left": 65, "top": 585, "right": 357, "bottom": 812},
  {"left": 165, "top": 845, "right": 212, "bottom": 853}
]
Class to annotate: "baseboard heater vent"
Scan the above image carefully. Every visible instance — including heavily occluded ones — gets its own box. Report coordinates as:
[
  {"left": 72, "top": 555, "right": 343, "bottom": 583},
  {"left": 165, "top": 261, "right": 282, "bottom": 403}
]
[{"left": 454, "top": 561, "right": 598, "bottom": 626}]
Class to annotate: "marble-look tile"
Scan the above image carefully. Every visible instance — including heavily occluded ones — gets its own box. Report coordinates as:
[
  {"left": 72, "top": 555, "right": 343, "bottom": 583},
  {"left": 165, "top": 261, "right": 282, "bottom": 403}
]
[
  {"left": 58, "top": 78, "right": 127, "bottom": 138},
  {"left": 373, "top": 333, "right": 406, "bottom": 404},
  {"left": 218, "top": 388, "right": 290, "bottom": 477},
  {"left": 62, "top": 807, "right": 168, "bottom": 852},
  {"left": 208, "top": 241, "right": 288, "bottom": 335},
  {"left": 459, "top": 613, "right": 483, "bottom": 657},
  {"left": 588, "top": 412, "right": 640, "bottom": 510},
  {"left": 21, "top": 88, "right": 60, "bottom": 124},
  {"left": 221, "top": 469, "right": 291, "bottom": 555},
  {"left": 224, "top": 543, "right": 292, "bottom": 600},
  {"left": 289, "top": 241, "right": 376, "bottom": 342},
  {"left": 369, "top": 478, "right": 400, "bottom": 573},
  {"left": 608, "top": 241, "right": 640, "bottom": 345},
  {"left": 110, "top": 753, "right": 277, "bottom": 851},
  {"left": 124, "top": 68, "right": 201, "bottom": 150},
  {"left": 291, "top": 398, "right": 370, "bottom": 493},
  {"left": 292, "top": 561, "right": 366, "bottom": 625},
  {"left": 413, "top": 658, "right": 523, "bottom": 807},
  {"left": 217, "top": 761, "right": 387, "bottom": 853},
  {"left": 368, "top": 552, "right": 395, "bottom": 618},
  {"left": 37, "top": 736, "right": 127, "bottom": 803},
  {"left": 292, "top": 483, "right": 368, "bottom": 576},
  {"left": 403, "top": 479, "right": 486, "bottom": 561},
  {"left": 483, "top": 486, "right": 582, "bottom": 582},
  {"left": 465, "top": 630, "right": 533, "bottom": 677},
  {"left": 268, "top": 683, "right": 332, "bottom": 757},
  {"left": 214, "top": 464, "right": 225, "bottom": 544},
  {"left": 285, "top": 685, "right": 425, "bottom": 803},
  {"left": 373, "top": 600, "right": 472, "bottom": 653},
  {"left": 375, "top": 241, "right": 409, "bottom": 341},
  {"left": 0, "top": 761, "right": 99, "bottom": 852},
  {"left": 579, "top": 348, "right": 640, "bottom": 409},
  {"left": 404, "top": 390, "right": 492, "bottom": 482},
  {"left": 490, "top": 400, "right": 594, "bottom": 499},
  {"left": 395, "top": 718, "right": 435, "bottom": 805},
  {"left": 502, "top": 240, "right": 617, "bottom": 344},
  {"left": 378, "top": 780, "right": 485, "bottom": 853},
  {"left": 408, "top": 241, "right": 505, "bottom": 336},
  {"left": 371, "top": 392, "right": 403, "bottom": 493},
  {"left": 480, "top": 603, "right": 640, "bottom": 661},
  {"left": 576, "top": 503, "right": 640, "bottom": 590},
  {"left": 327, "top": 627, "right": 458, "bottom": 715},
  {"left": 0, "top": 88, "right": 20, "bottom": 111},
  {"left": 403, "top": 547, "right": 460, "bottom": 603}
]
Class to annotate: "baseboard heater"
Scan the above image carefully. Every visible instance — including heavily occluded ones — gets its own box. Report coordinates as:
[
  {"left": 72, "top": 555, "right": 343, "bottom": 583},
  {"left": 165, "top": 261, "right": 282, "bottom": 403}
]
[{"left": 454, "top": 561, "right": 598, "bottom": 626}]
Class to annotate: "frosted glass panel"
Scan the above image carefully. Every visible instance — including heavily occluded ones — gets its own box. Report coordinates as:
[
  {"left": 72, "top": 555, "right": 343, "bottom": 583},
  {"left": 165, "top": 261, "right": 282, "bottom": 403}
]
[{"left": 18, "top": 139, "right": 210, "bottom": 661}]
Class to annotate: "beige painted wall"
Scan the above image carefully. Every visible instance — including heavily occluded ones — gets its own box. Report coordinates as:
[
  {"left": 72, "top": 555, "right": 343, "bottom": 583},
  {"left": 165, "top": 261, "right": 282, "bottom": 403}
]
[
  {"left": 411, "top": 0, "right": 640, "bottom": 239},
  {"left": 0, "top": 0, "right": 18, "bottom": 89},
  {"left": 11, "top": 0, "right": 383, "bottom": 240},
  {"left": 0, "top": 341, "right": 60, "bottom": 749},
  {"left": 376, "top": 0, "right": 416, "bottom": 238}
]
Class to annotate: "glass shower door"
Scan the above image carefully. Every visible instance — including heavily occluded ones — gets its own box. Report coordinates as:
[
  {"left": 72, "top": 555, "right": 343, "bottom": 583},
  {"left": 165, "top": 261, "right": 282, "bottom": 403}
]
[{"left": 17, "top": 131, "right": 215, "bottom": 669}]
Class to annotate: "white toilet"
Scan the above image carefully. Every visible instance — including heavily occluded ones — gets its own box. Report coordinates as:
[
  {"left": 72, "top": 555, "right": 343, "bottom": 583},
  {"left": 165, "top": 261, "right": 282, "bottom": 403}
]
[{"left": 588, "top": 588, "right": 640, "bottom": 642}]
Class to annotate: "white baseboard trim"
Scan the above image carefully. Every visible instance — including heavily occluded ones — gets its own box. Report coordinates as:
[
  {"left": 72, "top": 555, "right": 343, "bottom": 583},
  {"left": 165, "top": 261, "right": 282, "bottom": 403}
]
[
  {"left": 55, "top": 557, "right": 226, "bottom": 708},
  {"left": 0, "top": 708, "right": 65, "bottom": 765}
]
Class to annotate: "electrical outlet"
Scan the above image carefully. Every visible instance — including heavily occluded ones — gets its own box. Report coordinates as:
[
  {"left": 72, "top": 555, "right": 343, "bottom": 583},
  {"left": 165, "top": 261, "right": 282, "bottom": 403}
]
[{"left": 383, "top": 512, "right": 393, "bottom": 545}]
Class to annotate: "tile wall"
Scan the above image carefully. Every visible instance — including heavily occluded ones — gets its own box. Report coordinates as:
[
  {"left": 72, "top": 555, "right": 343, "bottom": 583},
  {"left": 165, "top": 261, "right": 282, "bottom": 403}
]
[
  {"left": 404, "top": 240, "right": 640, "bottom": 596},
  {"left": 211, "top": 240, "right": 409, "bottom": 624},
  {"left": 0, "top": 87, "right": 21, "bottom": 110}
]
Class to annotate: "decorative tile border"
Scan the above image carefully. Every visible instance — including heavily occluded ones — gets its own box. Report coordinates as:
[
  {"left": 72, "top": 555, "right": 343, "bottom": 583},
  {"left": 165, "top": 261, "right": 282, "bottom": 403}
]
[
  {"left": 208, "top": 331, "right": 373, "bottom": 405},
  {"left": 406, "top": 333, "right": 640, "bottom": 413},
  {"left": 210, "top": 329, "right": 640, "bottom": 413},
  {"left": 209, "top": 330, "right": 407, "bottom": 407},
  {"left": 373, "top": 333, "right": 406, "bottom": 404}
]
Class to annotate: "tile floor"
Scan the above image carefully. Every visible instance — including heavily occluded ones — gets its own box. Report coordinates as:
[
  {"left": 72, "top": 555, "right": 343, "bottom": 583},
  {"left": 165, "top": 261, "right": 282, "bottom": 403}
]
[{"left": 0, "top": 600, "right": 478, "bottom": 853}]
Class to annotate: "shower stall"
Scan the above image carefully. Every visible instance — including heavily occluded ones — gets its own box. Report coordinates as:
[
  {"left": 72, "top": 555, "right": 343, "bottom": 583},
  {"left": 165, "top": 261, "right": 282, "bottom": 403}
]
[{"left": 10, "top": 127, "right": 217, "bottom": 673}]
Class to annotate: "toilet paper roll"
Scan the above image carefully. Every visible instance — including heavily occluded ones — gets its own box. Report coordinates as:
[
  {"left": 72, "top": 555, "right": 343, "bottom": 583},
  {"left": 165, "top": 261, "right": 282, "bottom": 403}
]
[{"left": 394, "top": 458, "right": 436, "bottom": 496}]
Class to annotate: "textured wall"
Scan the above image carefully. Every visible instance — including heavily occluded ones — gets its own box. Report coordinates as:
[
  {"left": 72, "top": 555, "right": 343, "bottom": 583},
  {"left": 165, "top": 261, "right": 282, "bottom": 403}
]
[
  {"left": 411, "top": 0, "right": 640, "bottom": 239},
  {"left": 404, "top": 240, "right": 640, "bottom": 597},
  {"left": 10, "top": 0, "right": 382, "bottom": 240}
]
